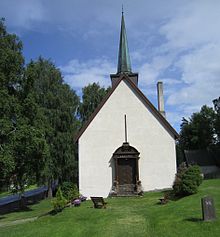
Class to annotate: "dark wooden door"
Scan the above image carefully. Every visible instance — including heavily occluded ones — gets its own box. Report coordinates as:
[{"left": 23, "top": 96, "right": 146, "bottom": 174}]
[{"left": 118, "top": 158, "right": 136, "bottom": 184}]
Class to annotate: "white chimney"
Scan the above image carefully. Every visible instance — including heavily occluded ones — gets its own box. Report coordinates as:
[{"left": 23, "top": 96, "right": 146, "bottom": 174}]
[{"left": 157, "top": 81, "right": 166, "bottom": 118}]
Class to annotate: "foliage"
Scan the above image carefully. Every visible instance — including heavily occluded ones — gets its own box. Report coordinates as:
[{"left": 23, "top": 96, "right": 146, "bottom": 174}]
[
  {"left": 78, "top": 83, "right": 110, "bottom": 124},
  {"left": 178, "top": 102, "right": 220, "bottom": 168},
  {"left": 213, "top": 97, "right": 220, "bottom": 147},
  {"left": 173, "top": 163, "right": 202, "bottom": 197},
  {"left": 11, "top": 123, "right": 49, "bottom": 192},
  {"left": 213, "top": 97, "right": 220, "bottom": 113},
  {"left": 0, "top": 18, "right": 24, "bottom": 189},
  {"left": 179, "top": 105, "right": 216, "bottom": 150},
  {"left": 0, "top": 19, "right": 80, "bottom": 191},
  {"left": 61, "top": 182, "right": 79, "bottom": 201},
  {"left": 181, "top": 165, "right": 203, "bottom": 195},
  {"left": 0, "top": 18, "right": 24, "bottom": 93},
  {"left": 25, "top": 58, "right": 80, "bottom": 186},
  {"left": 172, "top": 162, "right": 188, "bottom": 195},
  {"left": 52, "top": 187, "right": 67, "bottom": 212},
  {"left": 175, "top": 143, "right": 185, "bottom": 167}
]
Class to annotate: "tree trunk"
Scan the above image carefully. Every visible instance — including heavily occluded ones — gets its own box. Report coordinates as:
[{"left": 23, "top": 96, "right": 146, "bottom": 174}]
[
  {"left": 47, "top": 180, "right": 53, "bottom": 198},
  {"left": 19, "top": 194, "right": 26, "bottom": 210}
]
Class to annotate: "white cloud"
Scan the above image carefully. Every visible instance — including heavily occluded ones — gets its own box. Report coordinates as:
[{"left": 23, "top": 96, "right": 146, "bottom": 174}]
[
  {"left": 60, "top": 58, "right": 115, "bottom": 89},
  {"left": 138, "top": 54, "right": 174, "bottom": 86},
  {"left": 130, "top": 51, "right": 146, "bottom": 63},
  {"left": 177, "top": 44, "right": 220, "bottom": 84},
  {"left": 161, "top": 78, "right": 181, "bottom": 85},
  {"left": 152, "top": 1, "right": 220, "bottom": 129},
  {"left": 160, "top": 0, "right": 220, "bottom": 50},
  {"left": 166, "top": 43, "right": 220, "bottom": 109},
  {"left": 0, "top": 0, "right": 46, "bottom": 30}
]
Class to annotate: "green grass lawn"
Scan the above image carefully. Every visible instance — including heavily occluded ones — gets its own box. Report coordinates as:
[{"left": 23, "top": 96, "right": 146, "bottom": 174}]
[{"left": 0, "top": 179, "right": 219, "bottom": 237}]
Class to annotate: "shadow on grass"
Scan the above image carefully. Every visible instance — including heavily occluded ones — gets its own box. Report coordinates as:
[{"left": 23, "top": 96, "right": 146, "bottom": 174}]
[
  {"left": 184, "top": 217, "right": 202, "bottom": 222},
  {"left": 0, "top": 199, "right": 43, "bottom": 216},
  {"left": 38, "top": 209, "right": 59, "bottom": 218},
  {"left": 16, "top": 206, "right": 33, "bottom": 212},
  {"left": 155, "top": 190, "right": 180, "bottom": 206},
  {"left": 155, "top": 190, "right": 193, "bottom": 206},
  {"left": 0, "top": 216, "right": 6, "bottom": 220},
  {"left": 0, "top": 205, "right": 33, "bottom": 216},
  {"left": 163, "top": 190, "right": 181, "bottom": 201}
]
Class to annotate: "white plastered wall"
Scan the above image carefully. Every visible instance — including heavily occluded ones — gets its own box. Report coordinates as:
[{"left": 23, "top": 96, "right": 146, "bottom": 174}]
[{"left": 78, "top": 80, "right": 176, "bottom": 198}]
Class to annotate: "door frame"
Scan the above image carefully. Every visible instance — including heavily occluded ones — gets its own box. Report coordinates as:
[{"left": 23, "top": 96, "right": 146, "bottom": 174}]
[{"left": 113, "top": 142, "right": 140, "bottom": 185}]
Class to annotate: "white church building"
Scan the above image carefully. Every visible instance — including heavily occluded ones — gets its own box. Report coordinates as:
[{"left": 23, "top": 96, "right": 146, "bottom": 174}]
[{"left": 75, "top": 12, "right": 179, "bottom": 198}]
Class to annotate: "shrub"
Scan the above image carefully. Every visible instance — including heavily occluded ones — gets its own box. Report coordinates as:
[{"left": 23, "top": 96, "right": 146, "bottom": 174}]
[
  {"left": 173, "top": 163, "right": 202, "bottom": 197},
  {"left": 181, "top": 165, "right": 203, "bottom": 195},
  {"left": 52, "top": 187, "right": 67, "bottom": 212},
  {"left": 61, "top": 182, "right": 79, "bottom": 201},
  {"left": 173, "top": 162, "right": 188, "bottom": 195}
]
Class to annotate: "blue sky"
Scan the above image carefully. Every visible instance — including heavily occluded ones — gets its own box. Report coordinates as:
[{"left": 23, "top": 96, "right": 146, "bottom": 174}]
[{"left": 1, "top": 0, "right": 220, "bottom": 131}]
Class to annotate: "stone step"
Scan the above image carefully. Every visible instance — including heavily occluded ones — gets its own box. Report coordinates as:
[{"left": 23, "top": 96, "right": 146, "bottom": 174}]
[
  {"left": 116, "top": 194, "right": 139, "bottom": 197},
  {"left": 117, "top": 184, "right": 136, "bottom": 196},
  {"left": 109, "top": 184, "right": 139, "bottom": 197}
]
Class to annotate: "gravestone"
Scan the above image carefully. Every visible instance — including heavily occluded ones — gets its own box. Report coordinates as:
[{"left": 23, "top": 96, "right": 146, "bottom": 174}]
[{"left": 201, "top": 196, "right": 216, "bottom": 221}]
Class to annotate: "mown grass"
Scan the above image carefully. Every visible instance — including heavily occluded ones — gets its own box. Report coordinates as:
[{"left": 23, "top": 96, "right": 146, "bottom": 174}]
[{"left": 0, "top": 179, "right": 219, "bottom": 237}]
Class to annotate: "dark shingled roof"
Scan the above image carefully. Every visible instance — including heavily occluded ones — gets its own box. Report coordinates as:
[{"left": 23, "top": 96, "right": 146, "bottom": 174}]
[
  {"left": 184, "top": 149, "right": 219, "bottom": 166},
  {"left": 75, "top": 74, "right": 179, "bottom": 142}
]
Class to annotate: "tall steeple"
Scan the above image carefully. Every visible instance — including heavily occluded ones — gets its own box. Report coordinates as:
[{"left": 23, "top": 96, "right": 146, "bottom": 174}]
[
  {"left": 110, "top": 9, "right": 138, "bottom": 87},
  {"left": 117, "top": 10, "right": 132, "bottom": 74}
]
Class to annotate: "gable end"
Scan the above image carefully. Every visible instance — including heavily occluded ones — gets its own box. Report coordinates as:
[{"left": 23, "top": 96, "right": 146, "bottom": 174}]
[{"left": 75, "top": 74, "right": 179, "bottom": 141}]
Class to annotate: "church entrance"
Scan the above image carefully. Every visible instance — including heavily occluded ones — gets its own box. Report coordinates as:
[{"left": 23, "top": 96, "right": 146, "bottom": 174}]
[
  {"left": 112, "top": 142, "right": 140, "bottom": 195},
  {"left": 118, "top": 158, "right": 136, "bottom": 184}
]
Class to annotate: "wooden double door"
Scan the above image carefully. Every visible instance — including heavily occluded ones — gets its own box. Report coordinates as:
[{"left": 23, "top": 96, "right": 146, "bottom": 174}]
[{"left": 118, "top": 158, "right": 136, "bottom": 185}]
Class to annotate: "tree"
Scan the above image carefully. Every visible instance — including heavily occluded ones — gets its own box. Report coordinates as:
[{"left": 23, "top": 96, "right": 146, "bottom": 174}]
[
  {"left": 0, "top": 19, "right": 24, "bottom": 95},
  {"left": 179, "top": 105, "right": 216, "bottom": 150},
  {"left": 78, "top": 83, "right": 110, "bottom": 124},
  {"left": 25, "top": 58, "right": 80, "bottom": 190},
  {"left": 0, "top": 19, "right": 81, "bottom": 194},
  {"left": 52, "top": 187, "right": 66, "bottom": 212},
  {"left": 0, "top": 20, "right": 50, "bottom": 192},
  {"left": 213, "top": 97, "right": 220, "bottom": 146},
  {"left": 213, "top": 97, "right": 220, "bottom": 113},
  {"left": 0, "top": 18, "right": 24, "bottom": 188},
  {"left": 11, "top": 122, "right": 49, "bottom": 192}
]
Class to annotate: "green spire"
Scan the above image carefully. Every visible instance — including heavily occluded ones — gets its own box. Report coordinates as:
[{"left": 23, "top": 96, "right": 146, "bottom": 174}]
[{"left": 117, "top": 11, "right": 132, "bottom": 74}]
